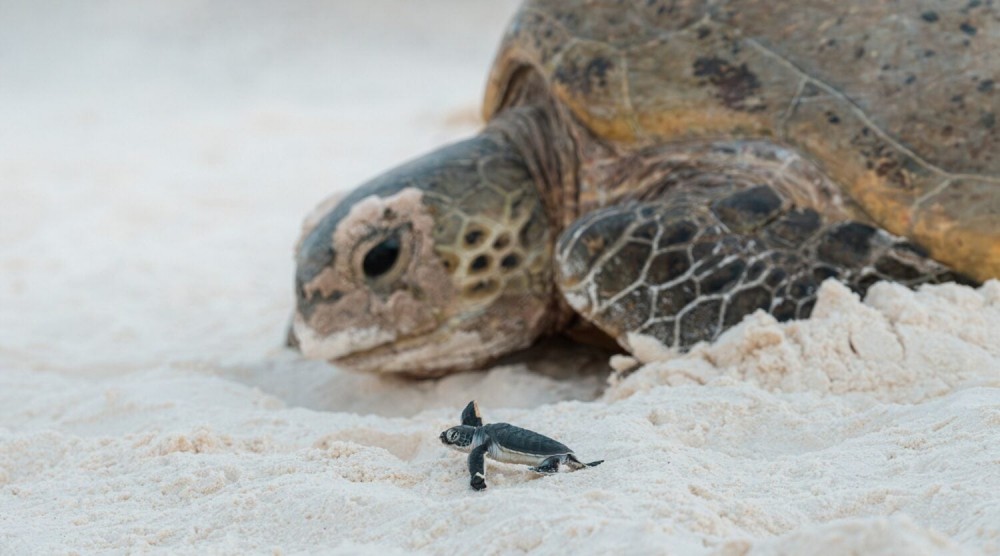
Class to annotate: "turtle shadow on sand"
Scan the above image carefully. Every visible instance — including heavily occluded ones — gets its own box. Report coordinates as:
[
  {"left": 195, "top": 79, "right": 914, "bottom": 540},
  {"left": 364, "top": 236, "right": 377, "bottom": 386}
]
[{"left": 217, "top": 337, "right": 614, "bottom": 417}]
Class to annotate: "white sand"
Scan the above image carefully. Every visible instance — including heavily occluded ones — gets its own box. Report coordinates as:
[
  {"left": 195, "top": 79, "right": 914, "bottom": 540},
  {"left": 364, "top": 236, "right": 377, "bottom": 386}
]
[{"left": 2, "top": 2, "right": 998, "bottom": 554}]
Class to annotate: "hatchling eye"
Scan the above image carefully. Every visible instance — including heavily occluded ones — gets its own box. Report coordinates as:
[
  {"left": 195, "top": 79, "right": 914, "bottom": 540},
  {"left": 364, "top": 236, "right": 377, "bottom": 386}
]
[
  {"left": 448, "top": 431, "right": 457, "bottom": 441},
  {"left": 362, "top": 233, "right": 401, "bottom": 278}
]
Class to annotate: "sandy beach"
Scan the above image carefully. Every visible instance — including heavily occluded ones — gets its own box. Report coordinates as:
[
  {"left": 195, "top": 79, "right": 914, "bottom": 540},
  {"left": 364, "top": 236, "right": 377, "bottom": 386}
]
[{"left": 2, "top": 2, "right": 999, "bottom": 554}]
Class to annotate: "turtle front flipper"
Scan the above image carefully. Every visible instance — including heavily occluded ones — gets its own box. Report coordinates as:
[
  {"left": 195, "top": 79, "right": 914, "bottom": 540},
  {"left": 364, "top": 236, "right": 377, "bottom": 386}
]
[
  {"left": 468, "top": 438, "right": 492, "bottom": 491},
  {"left": 555, "top": 184, "right": 968, "bottom": 352},
  {"left": 460, "top": 400, "right": 483, "bottom": 428}
]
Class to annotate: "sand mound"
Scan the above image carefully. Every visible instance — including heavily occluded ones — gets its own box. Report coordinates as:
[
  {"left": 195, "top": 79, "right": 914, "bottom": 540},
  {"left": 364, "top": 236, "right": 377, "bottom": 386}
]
[{"left": 611, "top": 280, "right": 1000, "bottom": 403}]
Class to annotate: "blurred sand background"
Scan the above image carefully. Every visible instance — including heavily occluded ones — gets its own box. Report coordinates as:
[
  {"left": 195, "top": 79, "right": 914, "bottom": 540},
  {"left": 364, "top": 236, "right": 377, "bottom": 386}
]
[{"left": 2, "top": 2, "right": 999, "bottom": 554}]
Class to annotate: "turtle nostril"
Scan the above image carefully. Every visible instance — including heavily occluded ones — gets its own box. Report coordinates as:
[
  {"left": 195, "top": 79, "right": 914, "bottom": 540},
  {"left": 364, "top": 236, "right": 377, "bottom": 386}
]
[
  {"left": 295, "top": 272, "right": 343, "bottom": 309},
  {"left": 296, "top": 235, "right": 336, "bottom": 303}
]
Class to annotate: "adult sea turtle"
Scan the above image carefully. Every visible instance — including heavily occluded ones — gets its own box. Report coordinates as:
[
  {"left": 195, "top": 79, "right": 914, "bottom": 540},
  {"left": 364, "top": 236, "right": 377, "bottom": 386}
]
[{"left": 293, "top": 0, "right": 998, "bottom": 376}]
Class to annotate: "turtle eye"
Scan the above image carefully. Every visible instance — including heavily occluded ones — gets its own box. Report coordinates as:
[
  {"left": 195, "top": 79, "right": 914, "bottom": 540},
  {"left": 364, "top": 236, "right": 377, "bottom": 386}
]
[
  {"left": 362, "top": 233, "right": 401, "bottom": 279},
  {"left": 448, "top": 430, "right": 458, "bottom": 442}
]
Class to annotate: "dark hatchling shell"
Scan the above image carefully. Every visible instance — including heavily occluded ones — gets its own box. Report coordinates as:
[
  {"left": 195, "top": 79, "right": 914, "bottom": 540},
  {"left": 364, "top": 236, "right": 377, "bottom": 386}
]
[{"left": 484, "top": 423, "right": 572, "bottom": 456}]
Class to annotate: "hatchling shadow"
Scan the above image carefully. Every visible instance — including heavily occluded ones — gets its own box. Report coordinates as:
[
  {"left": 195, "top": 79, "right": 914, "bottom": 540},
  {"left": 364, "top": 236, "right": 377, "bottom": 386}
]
[{"left": 219, "top": 337, "right": 614, "bottom": 417}]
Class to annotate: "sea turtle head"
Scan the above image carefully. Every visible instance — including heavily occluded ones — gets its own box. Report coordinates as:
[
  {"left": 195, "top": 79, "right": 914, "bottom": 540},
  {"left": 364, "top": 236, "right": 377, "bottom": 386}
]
[
  {"left": 293, "top": 135, "right": 555, "bottom": 376},
  {"left": 439, "top": 425, "right": 477, "bottom": 449}
]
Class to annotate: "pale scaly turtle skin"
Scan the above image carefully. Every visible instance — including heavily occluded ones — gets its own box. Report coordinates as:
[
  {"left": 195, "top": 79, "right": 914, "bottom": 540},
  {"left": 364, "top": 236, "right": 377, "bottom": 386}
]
[
  {"left": 439, "top": 401, "right": 603, "bottom": 490},
  {"left": 293, "top": 0, "right": 997, "bottom": 377}
]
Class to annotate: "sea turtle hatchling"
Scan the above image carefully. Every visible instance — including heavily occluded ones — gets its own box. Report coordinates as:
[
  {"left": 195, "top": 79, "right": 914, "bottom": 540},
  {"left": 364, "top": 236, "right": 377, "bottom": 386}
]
[
  {"left": 439, "top": 401, "right": 603, "bottom": 490},
  {"left": 292, "top": 1, "right": 997, "bottom": 377}
]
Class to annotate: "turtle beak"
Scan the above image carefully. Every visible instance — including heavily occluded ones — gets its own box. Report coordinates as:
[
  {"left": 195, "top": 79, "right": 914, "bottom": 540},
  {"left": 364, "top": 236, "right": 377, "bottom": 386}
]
[{"left": 439, "top": 431, "right": 449, "bottom": 444}]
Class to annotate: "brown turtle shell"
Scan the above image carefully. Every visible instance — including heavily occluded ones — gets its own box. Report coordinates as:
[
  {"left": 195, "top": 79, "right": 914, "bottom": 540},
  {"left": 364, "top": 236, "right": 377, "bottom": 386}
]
[{"left": 483, "top": 0, "right": 999, "bottom": 282}]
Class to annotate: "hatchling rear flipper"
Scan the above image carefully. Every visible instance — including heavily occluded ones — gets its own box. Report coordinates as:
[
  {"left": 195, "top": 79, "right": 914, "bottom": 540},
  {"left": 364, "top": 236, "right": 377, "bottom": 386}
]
[
  {"left": 530, "top": 453, "right": 604, "bottom": 474},
  {"left": 555, "top": 184, "right": 965, "bottom": 352},
  {"left": 566, "top": 453, "right": 604, "bottom": 470},
  {"left": 528, "top": 455, "right": 562, "bottom": 474}
]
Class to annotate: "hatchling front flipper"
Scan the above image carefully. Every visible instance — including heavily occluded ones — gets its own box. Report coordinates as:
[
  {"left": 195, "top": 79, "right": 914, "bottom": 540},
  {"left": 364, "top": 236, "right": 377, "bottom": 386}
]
[
  {"left": 555, "top": 184, "right": 962, "bottom": 352},
  {"left": 461, "top": 400, "right": 483, "bottom": 427},
  {"left": 468, "top": 437, "right": 492, "bottom": 491}
]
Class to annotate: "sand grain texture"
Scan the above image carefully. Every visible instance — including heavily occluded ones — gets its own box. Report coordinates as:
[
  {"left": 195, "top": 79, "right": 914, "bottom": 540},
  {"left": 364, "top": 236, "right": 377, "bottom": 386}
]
[{"left": 2, "top": 2, "right": 999, "bottom": 555}]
